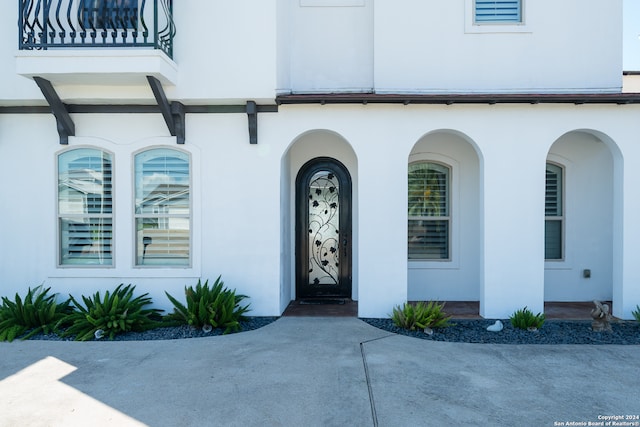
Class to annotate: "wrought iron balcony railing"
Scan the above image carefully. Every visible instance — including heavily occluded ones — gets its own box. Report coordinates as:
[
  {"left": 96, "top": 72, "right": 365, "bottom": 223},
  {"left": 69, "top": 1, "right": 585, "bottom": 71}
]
[{"left": 19, "top": 0, "right": 175, "bottom": 58}]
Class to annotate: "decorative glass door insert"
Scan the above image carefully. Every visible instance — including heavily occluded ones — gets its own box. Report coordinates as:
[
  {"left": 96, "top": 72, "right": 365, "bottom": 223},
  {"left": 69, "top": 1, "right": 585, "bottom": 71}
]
[{"left": 308, "top": 170, "right": 340, "bottom": 286}]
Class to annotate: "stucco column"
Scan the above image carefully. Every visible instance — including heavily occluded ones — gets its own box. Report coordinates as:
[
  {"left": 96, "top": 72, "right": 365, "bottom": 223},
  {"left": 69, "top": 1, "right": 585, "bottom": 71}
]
[
  {"left": 479, "top": 131, "right": 546, "bottom": 319},
  {"left": 356, "top": 132, "right": 408, "bottom": 318},
  {"left": 617, "top": 139, "right": 640, "bottom": 319}
]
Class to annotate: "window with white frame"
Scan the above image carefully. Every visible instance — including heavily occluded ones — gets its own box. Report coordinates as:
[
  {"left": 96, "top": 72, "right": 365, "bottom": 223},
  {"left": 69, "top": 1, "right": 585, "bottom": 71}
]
[
  {"left": 545, "top": 162, "right": 563, "bottom": 260},
  {"left": 58, "top": 148, "right": 113, "bottom": 266},
  {"left": 474, "top": 0, "right": 522, "bottom": 23},
  {"left": 134, "top": 148, "right": 190, "bottom": 266},
  {"left": 408, "top": 162, "right": 450, "bottom": 260}
]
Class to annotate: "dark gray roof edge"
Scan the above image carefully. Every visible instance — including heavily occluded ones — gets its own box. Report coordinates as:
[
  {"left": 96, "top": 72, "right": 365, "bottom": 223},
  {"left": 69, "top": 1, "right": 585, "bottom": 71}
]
[{"left": 276, "top": 92, "right": 640, "bottom": 105}]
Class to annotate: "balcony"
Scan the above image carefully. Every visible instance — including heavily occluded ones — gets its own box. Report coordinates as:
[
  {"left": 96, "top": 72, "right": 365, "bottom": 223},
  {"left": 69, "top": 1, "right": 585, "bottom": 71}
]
[
  {"left": 20, "top": 0, "right": 174, "bottom": 57},
  {"left": 17, "top": 0, "right": 176, "bottom": 85}
]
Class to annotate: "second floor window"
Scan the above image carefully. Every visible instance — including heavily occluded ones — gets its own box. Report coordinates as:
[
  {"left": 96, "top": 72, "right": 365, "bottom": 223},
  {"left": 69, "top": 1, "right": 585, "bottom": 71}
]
[
  {"left": 81, "top": 0, "right": 138, "bottom": 30},
  {"left": 475, "top": 0, "right": 522, "bottom": 23},
  {"left": 408, "top": 162, "right": 450, "bottom": 260}
]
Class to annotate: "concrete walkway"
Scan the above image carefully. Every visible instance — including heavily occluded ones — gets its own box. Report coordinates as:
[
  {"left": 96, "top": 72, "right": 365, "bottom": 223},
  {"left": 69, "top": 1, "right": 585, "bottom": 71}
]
[{"left": 1, "top": 317, "right": 639, "bottom": 427}]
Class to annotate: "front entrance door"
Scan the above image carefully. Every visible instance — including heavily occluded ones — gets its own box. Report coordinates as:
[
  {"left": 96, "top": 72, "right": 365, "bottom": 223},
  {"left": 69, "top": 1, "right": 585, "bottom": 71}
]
[{"left": 296, "top": 157, "right": 352, "bottom": 299}]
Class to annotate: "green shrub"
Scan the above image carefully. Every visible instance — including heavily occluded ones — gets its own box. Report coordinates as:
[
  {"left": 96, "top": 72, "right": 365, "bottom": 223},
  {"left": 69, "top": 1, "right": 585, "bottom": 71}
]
[
  {"left": 390, "top": 301, "right": 452, "bottom": 331},
  {"left": 165, "top": 276, "right": 251, "bottom": 334},
  {"left": 632, "top": 305, "right": 640, "bottom": 322},
  {"left": 60, "top": 284, "right": 162, "bottom": 341},
  {"left": 509, "top": 306, "right": 545, "bottom": 330},
  {"left": 0, "top": 286, "right": 73, "bottom": 342}
]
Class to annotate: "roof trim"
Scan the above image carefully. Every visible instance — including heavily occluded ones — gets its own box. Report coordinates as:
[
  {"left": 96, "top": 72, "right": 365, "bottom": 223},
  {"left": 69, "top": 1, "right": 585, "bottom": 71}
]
[{"left": 276, "top": 92, "right": 640, "bottom": 106}]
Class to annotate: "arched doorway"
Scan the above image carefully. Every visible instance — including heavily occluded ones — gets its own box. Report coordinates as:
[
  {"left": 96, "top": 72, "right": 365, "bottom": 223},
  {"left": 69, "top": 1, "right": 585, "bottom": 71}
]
[{"left": 295, "top": 157, "right": 352, "bottom": 299}]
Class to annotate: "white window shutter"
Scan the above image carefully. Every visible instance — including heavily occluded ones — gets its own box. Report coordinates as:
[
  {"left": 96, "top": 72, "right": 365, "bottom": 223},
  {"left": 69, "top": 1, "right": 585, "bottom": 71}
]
[{"left": 475, "top": 0, "right": 522, "bottom": 23}]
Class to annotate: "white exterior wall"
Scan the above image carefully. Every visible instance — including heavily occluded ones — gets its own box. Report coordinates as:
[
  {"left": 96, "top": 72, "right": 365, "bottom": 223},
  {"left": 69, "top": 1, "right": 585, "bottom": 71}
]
[
  {"left": 2, "top": 1, "right": 640, "bottom": 319},
  {"left": 282, "top": 0, "right": 373, "bottom": 93},
  {"left": 373, "top": 0, "right": 622, "bottom": 94},
  {"left": 1, "top": 0, "right": 622, "bottom": 104},
  {"left": 2, "top": 104, "right": 640, "bottom": 318}
]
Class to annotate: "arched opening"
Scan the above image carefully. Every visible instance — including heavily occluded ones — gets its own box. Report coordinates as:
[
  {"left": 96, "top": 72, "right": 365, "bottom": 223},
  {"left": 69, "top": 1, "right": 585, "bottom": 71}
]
[
  {"left": 280, "top": 130, "right": 358, "bottom": 313},
  {"left": 544, "top": 130, "right": 621, "bottom": 311},
  {"left": 407, "top": 130, "right": 482, "bottom": 309}
]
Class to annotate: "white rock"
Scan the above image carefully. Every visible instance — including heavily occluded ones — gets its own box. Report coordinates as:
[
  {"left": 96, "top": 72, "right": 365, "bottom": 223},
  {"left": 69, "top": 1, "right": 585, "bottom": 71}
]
[{"left": 486, "top": 320, "right": 503, "bottom": 332}]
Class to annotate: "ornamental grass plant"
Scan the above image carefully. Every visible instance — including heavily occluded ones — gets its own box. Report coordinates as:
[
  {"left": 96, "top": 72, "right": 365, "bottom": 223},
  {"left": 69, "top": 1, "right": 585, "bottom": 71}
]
[
  {"left": 509, "top": 306, "right": 546, "bottom": 330},
  {"left": 165, "top": 276, "right": 251, "bottom": 334},
  {"left": 390, "top": 301, "right": 452, "bottom": 331},
  {"left": 60, "top": 284, "right": 163, "bottom": 341},
  {"left": 0, "top": 285, "right": 74, "bottom": 342}
]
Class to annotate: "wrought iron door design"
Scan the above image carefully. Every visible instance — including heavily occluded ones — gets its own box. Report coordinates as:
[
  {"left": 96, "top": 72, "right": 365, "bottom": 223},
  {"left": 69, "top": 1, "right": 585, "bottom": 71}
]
[
  {"left": 308, "top": 171, "right": 340, "bottom": 286},
  {"left": 296, "top": 158, "right": 352, "bottom": 299}
]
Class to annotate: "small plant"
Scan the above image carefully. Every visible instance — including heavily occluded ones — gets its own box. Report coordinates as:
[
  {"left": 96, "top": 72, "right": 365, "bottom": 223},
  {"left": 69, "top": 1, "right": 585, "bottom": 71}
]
[
  {"left": 0, "top": 286, "right": 74, "bottom": 342},
  {"left": 632, "top": 305, "right": 640, "bottom": 322},
  {"left": 509, "top": 306, "right": 545, "bottom": 330},
  {"left": 165, "top": 276, "right": 251, "bottom": 334},
  {"left": 390, "top": 301, "right": 452, "bottom": 331},
  {"left": 61, "top": 284, "right": 163, "bottom": 341}
]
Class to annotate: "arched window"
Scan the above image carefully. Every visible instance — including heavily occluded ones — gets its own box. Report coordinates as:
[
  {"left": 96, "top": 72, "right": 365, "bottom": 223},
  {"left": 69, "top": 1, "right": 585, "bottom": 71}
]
[
  {"left": 408, "top": 162, "right": 450, "bottom": 260},
  {"left": 134, "top": 148, "right": 190, "bottom": 266},
  {"left": 545, "top": 162, "right": 564, "bottom": 260},
  {"left": 58, "top": 148, "right": 113, "bottom": 266}
]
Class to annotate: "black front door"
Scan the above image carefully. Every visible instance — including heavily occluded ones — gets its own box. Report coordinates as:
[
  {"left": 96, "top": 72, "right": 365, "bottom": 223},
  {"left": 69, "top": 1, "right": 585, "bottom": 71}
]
[{"left": 296, "top": 157, "right": 352, "bottom": 299}]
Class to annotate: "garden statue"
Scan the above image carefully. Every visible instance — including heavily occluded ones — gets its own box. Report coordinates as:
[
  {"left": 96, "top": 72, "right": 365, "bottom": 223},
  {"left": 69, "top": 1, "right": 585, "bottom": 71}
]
[{"left": 590, "top": 300, "right": 613, "bottom": 332}]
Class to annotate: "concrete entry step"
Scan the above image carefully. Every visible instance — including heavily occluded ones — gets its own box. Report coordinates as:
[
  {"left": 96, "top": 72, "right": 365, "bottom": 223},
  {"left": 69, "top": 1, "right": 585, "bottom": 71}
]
[{"left": 282, "top": 299, "right": 358, "bottom": 317}]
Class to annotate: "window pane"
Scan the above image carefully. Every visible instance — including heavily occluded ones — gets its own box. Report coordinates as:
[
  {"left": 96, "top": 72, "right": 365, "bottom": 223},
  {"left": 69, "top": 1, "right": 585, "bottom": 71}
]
[
  {"left": 135, "top": 148, "right": 190, "bottom": 266},
  {"left": 136, "top": 218, "right": 190, "bottom": 266},
  {"left": 409, "top": 220, "right": 449, "bottom": 260},
  {"left": 545, "top": 163, "right": 562, "bottom": 216},
  {"left": 545, "top": 220, "right": 562, "bottom": 260},
  {"left": 60, "top": 217, "right": 112, "bottom": 265},
  {"left": 135, "top": 150, "right": 190, "bottom": 214},
  {"left": 58, "top": 149, "right": 113, "bottom": 266},
  {"left": 408, "top": 163, "right": 449, "bottom": 217},
  {"left": 475, "top": 0, "right": 521, "bottom": 23},
  {"left": 58, "top": 150, "right": 112, "bottom": 215}
]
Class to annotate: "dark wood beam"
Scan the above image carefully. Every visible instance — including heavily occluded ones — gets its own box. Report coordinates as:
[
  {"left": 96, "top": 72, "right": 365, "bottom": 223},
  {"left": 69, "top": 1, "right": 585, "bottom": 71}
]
[
  {"left": 171, "top": 101, "right": 186, "bottom": 144},
  {"left": 147, "top": 75, "right": 176, "bottom": 136},
  {"left": 33, "top": 77, "right": 75, "bottom": 144},
  {"left": 246, "top": 101, "right": 258, "bottom": 144},
  {"left": 147, "top": 75, "right": 187, "bottom": 143}
]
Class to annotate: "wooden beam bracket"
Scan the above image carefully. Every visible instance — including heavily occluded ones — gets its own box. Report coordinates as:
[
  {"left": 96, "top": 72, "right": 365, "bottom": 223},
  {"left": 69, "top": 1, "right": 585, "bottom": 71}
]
[
  {"left": 33, "top": 77, "right": 75, "bottom": 145},
  {"left": 147, "top": 76, "right": 185, "bottom": 144},
  {"left": 246, "top": 101, "right": 258, "bottom": 144}
]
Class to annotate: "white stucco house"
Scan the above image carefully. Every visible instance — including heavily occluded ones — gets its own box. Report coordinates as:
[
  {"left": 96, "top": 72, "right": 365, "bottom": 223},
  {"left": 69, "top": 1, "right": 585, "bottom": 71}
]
[{"left": 1, "top": 0, "right": 639, "bottom": 319}]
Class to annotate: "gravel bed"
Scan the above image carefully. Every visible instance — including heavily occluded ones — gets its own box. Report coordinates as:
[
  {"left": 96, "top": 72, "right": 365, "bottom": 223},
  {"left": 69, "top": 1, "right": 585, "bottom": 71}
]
[
  {"left": 362, "top": 318, "right": 640, "bottom": 345},
  {"left": 17, "top": 317, "right": 640, "bottom": 344},
  {"left": 23, "top": 317, "right": 279, "bottom": 342}
]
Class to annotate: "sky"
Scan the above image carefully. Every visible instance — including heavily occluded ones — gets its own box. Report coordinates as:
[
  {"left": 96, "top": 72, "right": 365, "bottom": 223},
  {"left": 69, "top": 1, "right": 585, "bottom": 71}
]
[{"left": 624, "top": 0, "right": 640, "bottom": 70}]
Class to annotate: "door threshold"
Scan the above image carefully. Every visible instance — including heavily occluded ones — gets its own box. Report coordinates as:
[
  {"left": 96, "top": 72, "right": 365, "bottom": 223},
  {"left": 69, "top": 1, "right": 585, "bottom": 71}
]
[
  {"left": 298, "top": 298, "right": 347, "bottom": 305},
  {"left": 283, "top": 299, "right": 357, "bottom": 317}
]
